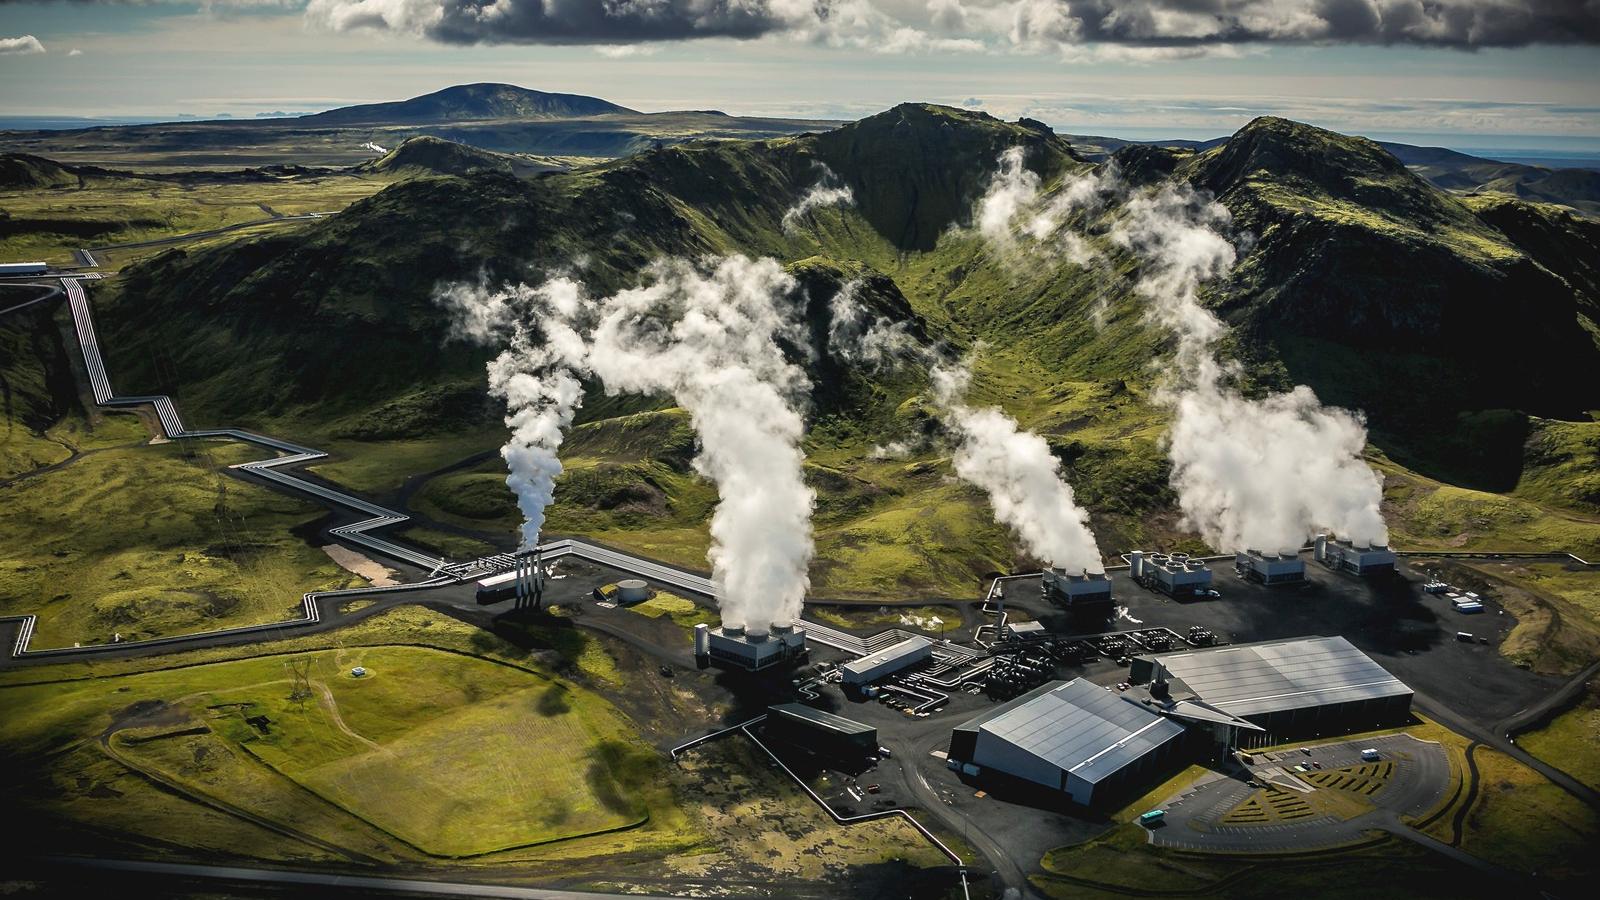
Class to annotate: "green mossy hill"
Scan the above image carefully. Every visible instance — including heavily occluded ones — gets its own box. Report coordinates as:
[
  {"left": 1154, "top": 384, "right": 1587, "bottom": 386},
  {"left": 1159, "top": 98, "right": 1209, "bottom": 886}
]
[
  {"left": 96, "top": 106, "right": 1054, "bottom": 430},
  {"left": 811, "top": 103, "right": 1084, "bottom": 250},
  {"left": 1109, "top": 143, "right": 1192, "bottom": 187},
  {"left": 301, "top": 83, "right": 633, "bottom": 125},
  {"left": 88, "top": 107, "right": 1600, "bottom": 540},
  {"left": 0, "top": 300, "right": 77, "bottom": 433},
  {"left": 0, "top": 153, "right": 82, "bottom": 190},
  {"left": 1180, "top": 116, "right": 1599, "bottom": 420},
  {"left": 785, "top": 256, "right": 933, "bottom": 424},
  {"left": 358, "top": 136, "right": 520, "bottom": 177},
  {"left": 1465, "top": 195, "right": 1600, "bottom": 311},
  {"left": 95, "top": 168, "right": 706, "bottom": 430}
]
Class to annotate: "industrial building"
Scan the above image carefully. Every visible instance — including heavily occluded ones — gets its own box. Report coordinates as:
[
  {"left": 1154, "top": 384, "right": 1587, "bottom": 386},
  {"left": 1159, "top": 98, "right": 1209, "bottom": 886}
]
[
  {"left": 1005, "top": 621, "right": 1049, "bottom": 642},
  {"left": 840, "top": 635, "right": 933, "bottom": 685},
  {"left": 699, "top": 622, "right": 808, "bottom": 671},
  {"left": 1315, "top": 535, "right": 1397, "bottom": 576},
  {"left": 1041, "top": 569, "right": 1113, "bottom": 613},
  {"left": 765, "top": 703, "right": 878, "bottom": 761},
  {"left": 1131, "top": 551, "right": 1213, "bottom": 598},
  {"left": 1235, "top": 550, "right": 1307, "bottom": 585},
  {"left": 1130, "top": 636, "right": 1413, "bottom": 748},
  {"left": 947, "top": 679, "right": 1189, "bottom": 806}
]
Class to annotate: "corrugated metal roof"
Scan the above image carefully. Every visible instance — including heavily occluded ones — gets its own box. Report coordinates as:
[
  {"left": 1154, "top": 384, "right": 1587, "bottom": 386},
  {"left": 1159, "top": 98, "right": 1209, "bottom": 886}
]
[
  {"left": 1148, "top": 636, "right": 1411, "bottom": 718},
  {"left": 977, "top": 679, "right": 1185, "bottom": 784},
  {"left": 768, "top": 703, "right": 875, "bottom": 736},
  {"left": 840, "top": 635, "right": 933, "bottom": 677}
]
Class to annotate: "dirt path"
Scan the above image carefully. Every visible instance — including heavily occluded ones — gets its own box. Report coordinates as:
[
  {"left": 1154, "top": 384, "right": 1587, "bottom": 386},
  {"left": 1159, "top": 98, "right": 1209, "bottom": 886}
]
[
  {"left": 311, "top": 679, "right": 382, "bottom": 753},
  {"left": 321, "top": 544, "right": 399, "bottom": 587}
]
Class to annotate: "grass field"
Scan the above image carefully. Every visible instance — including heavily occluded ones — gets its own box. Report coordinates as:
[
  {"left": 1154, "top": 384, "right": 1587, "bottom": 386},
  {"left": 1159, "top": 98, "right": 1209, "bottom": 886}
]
[
  {"left": 666, "top": 738, "right": 963, "bottom": 889},
  {"left": 1517, "top": 679, "right": 1600, "bottom": 792},
  {"left": 0, "top": 435, "right": 355, "bottom": 649},
  {"left": 1, "top": 645, "right": 651, "bottom": 859},
  {"left": 0, "top": 172, "right": 397, "bottom": 267},
  {"left": 306, "top": 429, "right": 503, "bottom": 498},
  {"left": 1458, "top": 745, "right": 1600, "bottom": 883},
  {"left": 622, "top": 591, "right": 717, "bottom": 634}
]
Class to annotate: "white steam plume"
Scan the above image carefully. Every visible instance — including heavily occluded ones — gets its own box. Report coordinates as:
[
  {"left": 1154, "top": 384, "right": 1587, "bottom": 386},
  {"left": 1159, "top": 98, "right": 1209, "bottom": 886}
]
[
  {"left": 583, "top": 256, "right": 815, "bottom": 635},
  {"left": 436, "top": 279, "right": 590, "bottom": 549},
  {"left": 826, "top": 280, "right": 914, "bottom": 369},
  {"left": 826, "top": 289, "right": 1104, "bottom": 573},
  {"left": 930, "top": 360, "right": 1104, "bottom": 573},
  {"left": 782, "top": 163, "right": 854, "bottom": 233},
  {"left": 1110, "top": 185, "right": 1388, "bottom": 553},
  {"left": 975, "top": 146, "right": 1109, "bottom": 266}
]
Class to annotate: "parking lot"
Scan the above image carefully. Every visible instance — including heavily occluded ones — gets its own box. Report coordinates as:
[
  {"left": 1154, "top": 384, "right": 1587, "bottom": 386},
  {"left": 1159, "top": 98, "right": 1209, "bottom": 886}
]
[
  {"left": 990, "top": 558, "right": 1565, "bottom": 729},
  {"left": 1149, "top": 733, "right": 1452, "bottom": 852}
]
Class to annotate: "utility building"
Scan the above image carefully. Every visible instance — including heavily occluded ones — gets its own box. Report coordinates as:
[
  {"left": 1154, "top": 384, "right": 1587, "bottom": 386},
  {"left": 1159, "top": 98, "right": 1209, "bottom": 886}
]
[
  {"left": 1130, "top": 636, "right": 1413, "bottom": 748},
  {"left": 1315, "top": 535, "right": 1397, "bottom": 576},
  {"left": 840, "top": 635, "right": 933, "bottom": 685},
  {"left": 1041, "top": 569, "right": 1113, "bottom": 612},
  {"left": 706, "top": 623, "right": 808, "bottom": 671},
  {"left": 947, "top": 679, "right": 1188, "bottom": 806},
  {"left": 765, "top": 703, "right": 878, "bottom": 761},
  {"left": 1131, "top": 552, "right": 1213, "bottom": 598},
  {"left": 1005, "top": 621, "right": 1049, "bottom": 642},
  {"left": 1235, "top": 550, "right": 1307, "bottom": 585}
]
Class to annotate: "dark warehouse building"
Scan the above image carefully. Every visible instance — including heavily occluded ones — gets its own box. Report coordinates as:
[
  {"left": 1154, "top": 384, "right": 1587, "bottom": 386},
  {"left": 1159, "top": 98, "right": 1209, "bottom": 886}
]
[{"left": 765, "top": 703, "right": 879, "bottom": 761}]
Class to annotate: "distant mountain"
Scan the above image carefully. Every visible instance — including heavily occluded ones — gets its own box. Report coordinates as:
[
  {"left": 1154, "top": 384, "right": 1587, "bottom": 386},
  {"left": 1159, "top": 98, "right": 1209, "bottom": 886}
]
[
  {"left": 93, "top": 104, "right": 1600, "bottom": 531},
  {"left": 356, "top": 136, "right": 556, "bottom": 177},
  {"left": 1378, "top": 141, "right": 1600, "bottom": 215},
  {"left": 1064, "top": 130, "right": 1599, "bottom": 215},
  {"left": 298, "top": 83, "right": 635, "bottom": 126}
]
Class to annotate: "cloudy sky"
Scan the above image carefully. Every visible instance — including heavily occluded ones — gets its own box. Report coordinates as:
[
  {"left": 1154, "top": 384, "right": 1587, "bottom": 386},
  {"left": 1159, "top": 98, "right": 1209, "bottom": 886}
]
[{"left": 1, "top": 1, "right": 1597, "bottom": 151}]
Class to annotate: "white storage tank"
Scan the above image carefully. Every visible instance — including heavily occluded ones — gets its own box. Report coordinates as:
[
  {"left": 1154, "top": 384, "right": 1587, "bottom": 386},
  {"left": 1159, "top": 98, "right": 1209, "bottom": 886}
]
[{"left": 617, "top": 579, "right": 649, "bottom": 603}]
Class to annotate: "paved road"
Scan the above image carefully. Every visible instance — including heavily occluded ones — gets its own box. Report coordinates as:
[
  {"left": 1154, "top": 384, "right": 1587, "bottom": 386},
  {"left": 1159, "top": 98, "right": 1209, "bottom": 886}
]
[
  {"left": 33, "top": 857, "right": 678, "bottom": 900},
  {"left": 901, "top": 730, "right": 1038, "bottom": 898},
  {"left": 1414, "top": 688, "right": 1600, "bottom": 812},
  {"left": 84, "top": 212, "right": 334, "bottom": 255},
  {"left": 0, "top": 280, "right": 61, "bottom": 316}
]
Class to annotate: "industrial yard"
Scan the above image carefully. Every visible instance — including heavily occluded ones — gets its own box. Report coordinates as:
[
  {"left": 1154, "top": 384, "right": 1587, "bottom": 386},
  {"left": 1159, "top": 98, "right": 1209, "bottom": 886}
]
[{"left": 4, "top": 70, "right": 1600, "bottom": 899}]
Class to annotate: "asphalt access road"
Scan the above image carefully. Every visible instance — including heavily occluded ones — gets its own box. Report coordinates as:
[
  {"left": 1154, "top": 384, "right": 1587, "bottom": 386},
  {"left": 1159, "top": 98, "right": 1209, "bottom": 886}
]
[
  {"left": 27, "top": 857, "right": 680, "bottom": 900},
  {"left": 995, "top": 559, "right": 1565, "bottom": 731}
]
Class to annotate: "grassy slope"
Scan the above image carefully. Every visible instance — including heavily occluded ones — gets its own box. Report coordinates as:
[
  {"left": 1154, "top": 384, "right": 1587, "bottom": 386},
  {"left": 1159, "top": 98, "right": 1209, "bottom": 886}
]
[
  {"left": 1517, "top": 677, "right": 1600, "bottom": 791},
  {"left": 0, "top": 164, "right": 397, "bottom": 266},
  {"left": 33, "top": 108, "right": 1600, "bottom": 620},
  {"left": 0, "top": 605, "right": 951, "bottom": 890},
  {"left": 0, "top": 640, "right": 667, "bottom": 862},
  {"left": 0, "top": 436, "right": 356, "bottom": 648}
]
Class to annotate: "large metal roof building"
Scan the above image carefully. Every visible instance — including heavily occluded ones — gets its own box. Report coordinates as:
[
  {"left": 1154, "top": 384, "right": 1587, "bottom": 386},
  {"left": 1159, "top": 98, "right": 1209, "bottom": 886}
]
[
  {"left": 948, "top": 679, "right": 1187, "bottom": 806},
  {"left": 839, "top": 635, "right": 933, "bottom": 685},
  {"left": 1132, "top": 636, "right": 1413, "bottom": 747}
]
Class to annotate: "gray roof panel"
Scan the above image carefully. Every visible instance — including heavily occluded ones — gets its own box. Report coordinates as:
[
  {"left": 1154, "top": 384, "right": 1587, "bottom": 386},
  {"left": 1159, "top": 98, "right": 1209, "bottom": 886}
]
[
  {"left": 977, "top": 679, "right": 1186, "bottom": 784},
  {"left": 1148, "top": 636, "right": 1411, "bottom": 718}
]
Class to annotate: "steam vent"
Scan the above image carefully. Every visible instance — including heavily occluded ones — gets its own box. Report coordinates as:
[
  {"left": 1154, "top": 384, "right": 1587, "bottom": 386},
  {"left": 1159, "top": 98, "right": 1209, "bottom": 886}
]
[{"left": 698, "top": 621, "right": 808, "bottom": 671}]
